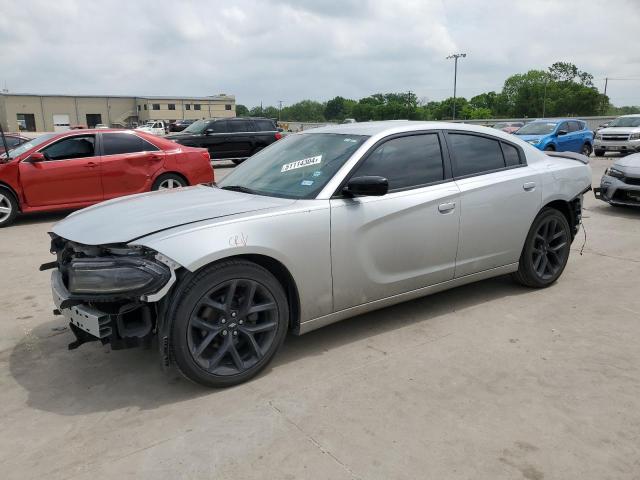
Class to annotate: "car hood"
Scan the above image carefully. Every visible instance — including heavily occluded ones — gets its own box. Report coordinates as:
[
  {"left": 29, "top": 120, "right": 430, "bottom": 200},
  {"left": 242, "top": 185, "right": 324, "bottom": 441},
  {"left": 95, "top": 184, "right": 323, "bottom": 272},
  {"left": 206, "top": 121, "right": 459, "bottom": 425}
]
[
  {"left": 614, "top": 153, "right": 640, "bottom": 174},
  {"left": 51, "top": 186, "right": 295, "bottom": 245},
  {"left": 599, "top": 126, "right": 640, "bottom": 134}
]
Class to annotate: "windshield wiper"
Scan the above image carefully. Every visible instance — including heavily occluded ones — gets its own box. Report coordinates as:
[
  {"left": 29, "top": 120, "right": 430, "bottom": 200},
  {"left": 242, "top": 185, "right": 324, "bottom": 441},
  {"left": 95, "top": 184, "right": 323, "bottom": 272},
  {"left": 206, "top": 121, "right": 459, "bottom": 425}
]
[{"left": 220, "top": 185, "right": 258, "bottom": 194}]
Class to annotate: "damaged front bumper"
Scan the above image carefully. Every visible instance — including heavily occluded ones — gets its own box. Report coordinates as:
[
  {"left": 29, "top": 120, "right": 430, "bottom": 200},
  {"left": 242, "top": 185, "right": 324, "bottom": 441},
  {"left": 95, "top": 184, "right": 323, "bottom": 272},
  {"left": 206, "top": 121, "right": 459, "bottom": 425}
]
[{"left": 46, "top": 237, "right": 181, "bottom": 350}]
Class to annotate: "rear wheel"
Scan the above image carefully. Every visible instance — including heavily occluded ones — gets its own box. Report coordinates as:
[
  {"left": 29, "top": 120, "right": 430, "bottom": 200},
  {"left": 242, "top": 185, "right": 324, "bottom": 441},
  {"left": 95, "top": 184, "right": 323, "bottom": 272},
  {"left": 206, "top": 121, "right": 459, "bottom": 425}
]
[
  {"left": 232, "top": 159, "right": 245, "bottom": 165},
  {"left": 0, "top": 190, "right": 18, "bottom": 228},
  {"left": 581, "top": 143, "right": 592, "bottom": 156},
  {"left": 512, "top": 208, "right": 571, "bottom": 288},
  {"left": 151, "top": 173, "right": 187, "bottom": 191},
  {"left": 171, "top": 260, "right": 289, "bottom": 387},
  {"left": 594, "top": 149, "right": 605, "bottom": 157}
]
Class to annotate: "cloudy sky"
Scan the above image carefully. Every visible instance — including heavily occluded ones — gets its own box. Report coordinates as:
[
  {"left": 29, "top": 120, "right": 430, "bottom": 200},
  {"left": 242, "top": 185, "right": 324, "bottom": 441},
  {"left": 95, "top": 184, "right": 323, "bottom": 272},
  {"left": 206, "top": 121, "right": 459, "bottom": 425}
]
[{"left": 1, "top": 0, "right": 639, "bottom": 108}]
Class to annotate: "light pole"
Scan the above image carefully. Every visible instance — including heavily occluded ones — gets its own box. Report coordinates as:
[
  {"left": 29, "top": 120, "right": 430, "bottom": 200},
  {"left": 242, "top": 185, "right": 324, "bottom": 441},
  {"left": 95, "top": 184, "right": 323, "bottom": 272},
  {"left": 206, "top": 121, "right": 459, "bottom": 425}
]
[
  {"left": 446, "top": 53, "right": 466, "bottom": 120},
  {"left": 278, "top": 100, "right": 283, "bottom": 122},
  {"left": 542, "top": 75, "right": 549, "bottom": 118}
]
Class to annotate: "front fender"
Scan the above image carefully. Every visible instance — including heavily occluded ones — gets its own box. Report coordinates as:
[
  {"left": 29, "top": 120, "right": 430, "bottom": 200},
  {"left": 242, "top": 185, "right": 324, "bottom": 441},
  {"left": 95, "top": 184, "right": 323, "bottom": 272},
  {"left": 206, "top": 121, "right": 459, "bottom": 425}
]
[{"left": 132, "top": 201, "right": 333, "bottom": 322}]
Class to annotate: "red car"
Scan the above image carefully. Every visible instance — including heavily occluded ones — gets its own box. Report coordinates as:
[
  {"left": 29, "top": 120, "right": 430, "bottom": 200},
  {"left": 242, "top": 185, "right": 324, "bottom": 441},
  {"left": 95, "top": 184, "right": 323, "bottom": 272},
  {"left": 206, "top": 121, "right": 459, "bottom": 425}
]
[
  {"left": 0, "top": 129, "right": 214, "bottom": 227},
  {"left": 0, "top": 133, "right": 31, "bottom": 154}
]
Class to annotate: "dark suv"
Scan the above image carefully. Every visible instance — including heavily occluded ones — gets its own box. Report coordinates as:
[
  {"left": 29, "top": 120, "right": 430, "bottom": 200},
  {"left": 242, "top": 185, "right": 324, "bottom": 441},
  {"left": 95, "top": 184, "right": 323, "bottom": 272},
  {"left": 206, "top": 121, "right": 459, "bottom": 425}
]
[{"left": 166, "top": 117, "right": 282, "bottom": 164}]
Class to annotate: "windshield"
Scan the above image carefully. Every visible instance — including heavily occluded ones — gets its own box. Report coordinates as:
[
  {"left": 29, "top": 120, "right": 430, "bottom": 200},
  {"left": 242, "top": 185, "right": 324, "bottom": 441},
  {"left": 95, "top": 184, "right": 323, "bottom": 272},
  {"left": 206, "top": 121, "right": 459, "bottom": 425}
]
[
  {"left": 515, "top": 122, "right": 558, "bottom": 135},
  {"left": 183, "top": 119, "right": 208, "bottom": 134},
  {"left": 608, "top": 117, "right": 640, "bottom": 128},
  {"left": 0, "top": 133, "right": 56, "bottom": 160},
  {"left": 217, "top": 133, "right": 368, "bottom": 199},
  {"left": 493, "top": 123, "right": 508, "bottom": 129}
]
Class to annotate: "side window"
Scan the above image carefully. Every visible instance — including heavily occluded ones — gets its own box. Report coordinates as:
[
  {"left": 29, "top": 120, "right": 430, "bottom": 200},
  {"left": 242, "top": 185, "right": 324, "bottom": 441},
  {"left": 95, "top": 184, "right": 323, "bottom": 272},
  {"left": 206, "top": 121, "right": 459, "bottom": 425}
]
[
  {"left": 501, "top": 142, "right": 522, "bottom": 167},
  {"left": 568, "top": 121, "right": 582, "bottom": 132},
  {"left": 255, "top": 120, "right": 276, "bottom": 131},
  {"left": 102, "top": 133, "right": 159, "bottom": 155},
  {"left": 42, "top": 135, "right": 96, "bottom": 161},
  {"left": 351, "top": 134, "right": 444, "bottom": 191},
  {"left": 209, "top": 121, "right": 228, "bottom": 133},
  {"left": 229, "top": 120, "right": 254, "bottom": 133},
  {"left": 448, "top": 133, "right": 504, "bottom": 177},
  {"left": 558, "top": 122, "right": 569, "bottom": 133}
]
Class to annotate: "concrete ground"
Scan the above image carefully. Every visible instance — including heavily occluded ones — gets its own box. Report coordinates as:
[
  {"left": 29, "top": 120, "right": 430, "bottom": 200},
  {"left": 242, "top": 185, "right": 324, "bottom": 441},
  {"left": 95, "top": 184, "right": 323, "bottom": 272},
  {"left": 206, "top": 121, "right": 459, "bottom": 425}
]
[{"left": 1, "top": 156, "right": 639, "bottom": 480}]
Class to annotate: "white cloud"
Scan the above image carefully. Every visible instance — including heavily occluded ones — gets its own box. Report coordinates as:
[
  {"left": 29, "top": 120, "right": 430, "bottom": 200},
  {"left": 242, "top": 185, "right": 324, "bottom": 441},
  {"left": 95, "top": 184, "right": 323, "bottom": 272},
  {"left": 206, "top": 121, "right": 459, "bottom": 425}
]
[{"left": 0, "top": 0, "right": 638, "bottom": 107}]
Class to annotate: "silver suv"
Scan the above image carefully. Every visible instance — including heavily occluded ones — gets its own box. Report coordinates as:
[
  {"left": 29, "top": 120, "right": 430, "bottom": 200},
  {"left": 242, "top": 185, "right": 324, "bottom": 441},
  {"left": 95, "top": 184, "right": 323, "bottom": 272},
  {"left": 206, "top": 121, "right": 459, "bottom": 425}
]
[{"left": 593, "top": 114, "right": 640, "bottom": 156}]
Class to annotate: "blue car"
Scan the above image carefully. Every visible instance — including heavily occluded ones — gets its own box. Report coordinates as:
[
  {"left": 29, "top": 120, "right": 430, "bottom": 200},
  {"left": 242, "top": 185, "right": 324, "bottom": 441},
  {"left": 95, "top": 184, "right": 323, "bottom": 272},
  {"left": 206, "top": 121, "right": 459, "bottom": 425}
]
[{"left": 514, "top": 119, "right": 593, "bottom": 156}]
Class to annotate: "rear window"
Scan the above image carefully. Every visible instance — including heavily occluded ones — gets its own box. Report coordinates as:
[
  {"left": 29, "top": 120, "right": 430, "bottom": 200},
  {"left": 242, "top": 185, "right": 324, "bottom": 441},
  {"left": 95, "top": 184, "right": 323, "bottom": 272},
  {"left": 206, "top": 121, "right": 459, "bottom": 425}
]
[
  {"left": 501, "top": 142, "right": 521, "bottom": 167},
  {"left": 102, "top": 133, "right": 159, "bottom": 155},
  {"left": 448, "top": 133, "right": 504, "bottom": 177},
  {"left": 254, "top": 120, "right": 276, "bottom": 131}
]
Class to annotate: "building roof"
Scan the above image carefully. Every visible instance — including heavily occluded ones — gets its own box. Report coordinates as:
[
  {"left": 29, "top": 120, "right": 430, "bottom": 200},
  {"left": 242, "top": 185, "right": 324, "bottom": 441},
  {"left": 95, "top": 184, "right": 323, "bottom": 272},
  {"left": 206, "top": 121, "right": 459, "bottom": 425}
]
[{"left": 0, "top": 93, "right": 234, "bottom": 101}]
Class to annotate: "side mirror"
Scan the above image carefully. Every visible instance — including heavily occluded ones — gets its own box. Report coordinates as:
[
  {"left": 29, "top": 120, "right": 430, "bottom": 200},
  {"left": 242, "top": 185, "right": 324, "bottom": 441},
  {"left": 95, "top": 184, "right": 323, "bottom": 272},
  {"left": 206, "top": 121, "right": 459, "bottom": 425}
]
[
  {"left": 26, "top": 152, "right": 45, "bottom": 162},
  {"left": 343, "top": 176, "right": 388, "bottom": 197},
  {"left": 204, "top": 129, "right": 215, "bottom": 135},
  {"left": 557, "top": 129, "right": 568, "bottom": 136}
]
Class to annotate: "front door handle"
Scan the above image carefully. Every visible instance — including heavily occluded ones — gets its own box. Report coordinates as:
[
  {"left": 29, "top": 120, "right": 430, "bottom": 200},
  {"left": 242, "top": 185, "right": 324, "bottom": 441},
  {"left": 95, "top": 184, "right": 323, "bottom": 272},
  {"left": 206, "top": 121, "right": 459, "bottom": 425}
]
[
  {"left": 438, "top": 202, "right": 456, "bottom": 213},
  {"left": 84, "top": 162, "right": 98, "bottom": 168},
  {"left": 523, "top": 182, "right": 536, "bottom": 191}
]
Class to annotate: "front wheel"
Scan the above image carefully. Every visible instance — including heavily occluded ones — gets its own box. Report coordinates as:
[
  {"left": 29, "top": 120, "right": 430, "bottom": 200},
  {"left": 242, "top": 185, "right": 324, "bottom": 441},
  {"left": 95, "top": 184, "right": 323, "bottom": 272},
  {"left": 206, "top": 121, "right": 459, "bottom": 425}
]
[
  {"left": 594, "top": 149, "right": 605, "bottom": 157},
  {"left": 512, "top": 208, "right": 571, "bottom": 288},
  {"left": 544, "top": 145, "right": 555, "bottom": 152},
  {"left": 170, "top": 260, "right": 289, "bottom": 387},
  {"left": 0, "top": 190, "right": 18, "bottom": 228},
  {"left": 581, "top": 143, "right": 592, "bottom": 157}
]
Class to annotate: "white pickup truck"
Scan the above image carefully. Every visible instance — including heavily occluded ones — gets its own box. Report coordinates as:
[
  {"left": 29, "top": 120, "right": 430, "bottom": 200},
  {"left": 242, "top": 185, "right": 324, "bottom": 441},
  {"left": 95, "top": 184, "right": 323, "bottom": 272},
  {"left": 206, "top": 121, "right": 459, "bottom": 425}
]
[{"left": 135, "top": 120, "right": 167, "bottom": 136}]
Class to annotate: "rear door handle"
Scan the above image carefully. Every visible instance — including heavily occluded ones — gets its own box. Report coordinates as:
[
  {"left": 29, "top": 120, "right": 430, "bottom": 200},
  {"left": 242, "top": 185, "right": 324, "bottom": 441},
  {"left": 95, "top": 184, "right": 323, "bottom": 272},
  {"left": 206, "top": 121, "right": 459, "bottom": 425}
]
[
  {"left": 438, "top": 202, "right": 456, "bottom": 213},
  {"left": 84, "top": 162, "right": 98, "bottom": 168},
  {"left": 523, "top": 182, "right": 536, "bottom": 191}
]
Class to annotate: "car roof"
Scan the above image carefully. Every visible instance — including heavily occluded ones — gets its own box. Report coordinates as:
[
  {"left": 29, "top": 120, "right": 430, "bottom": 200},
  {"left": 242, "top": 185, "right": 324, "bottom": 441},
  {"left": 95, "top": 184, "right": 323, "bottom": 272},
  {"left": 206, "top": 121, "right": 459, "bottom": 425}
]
[{"left": 307, "top": 120, "right": 526, "bottom": 137}]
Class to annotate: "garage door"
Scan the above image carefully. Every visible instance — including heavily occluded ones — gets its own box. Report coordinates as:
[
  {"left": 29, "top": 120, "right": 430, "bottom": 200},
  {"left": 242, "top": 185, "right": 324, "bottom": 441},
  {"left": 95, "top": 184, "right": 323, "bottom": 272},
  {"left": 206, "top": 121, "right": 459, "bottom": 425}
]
[{"left": 53, "top": 114, "right": 71, "bottom": 132}]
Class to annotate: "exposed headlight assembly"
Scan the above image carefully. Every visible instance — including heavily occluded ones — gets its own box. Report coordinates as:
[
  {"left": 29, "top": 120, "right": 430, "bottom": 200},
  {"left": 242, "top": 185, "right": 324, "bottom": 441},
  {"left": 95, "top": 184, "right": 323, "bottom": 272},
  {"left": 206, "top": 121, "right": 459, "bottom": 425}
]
[
  {"left": 67, "top": 256, "right": 171, "bottom": 296},
  {"left": 629, "top": 132, "right": 640, "bottom": 140},
  {"left": 595, "top": 133, "right": 602, "bottom": 140},
  {"left": 527, "top": 139, "right": 539, "bottom": 145},
  {"left": 605, "top": 167, "right": 625, "bottom": 179}
]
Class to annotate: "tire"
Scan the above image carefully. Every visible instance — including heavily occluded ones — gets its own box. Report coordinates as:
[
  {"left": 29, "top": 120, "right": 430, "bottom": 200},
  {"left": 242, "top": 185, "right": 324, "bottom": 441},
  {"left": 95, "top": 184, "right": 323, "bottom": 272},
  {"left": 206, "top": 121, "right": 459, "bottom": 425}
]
[
  {"left": 581, "top": 143, "right": 592, "bottom": 157},
  {"left": 512, "top": 208, "right": 571, "bottom": 288},
  {"left": 543, "top": 145, "right": 555, "bottom": 151},
  {"left": 151, "top": 173, "right": 187, "bottom": 191},
  {"left": 0, "top": 189, "right": 18, "bottom": 228},
  {"left": 170, "top": 260, "right": 289, "bottom": 387},
  {"left": 594, "top": 150, "right": 605, "bottom": 157}
]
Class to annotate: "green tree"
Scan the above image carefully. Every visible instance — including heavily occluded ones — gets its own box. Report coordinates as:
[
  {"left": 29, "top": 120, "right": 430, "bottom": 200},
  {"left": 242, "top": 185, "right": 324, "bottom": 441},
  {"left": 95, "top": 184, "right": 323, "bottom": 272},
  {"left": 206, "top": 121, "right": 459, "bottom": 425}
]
[
  {"left": 235, "top": 104, "right": 249, "bottom": 116},
  {"left": 324, "top": 96, "right": 356, "bottom": 121},
  {"left": 280, "top": 100, "right": 326, "bottom": 122}
]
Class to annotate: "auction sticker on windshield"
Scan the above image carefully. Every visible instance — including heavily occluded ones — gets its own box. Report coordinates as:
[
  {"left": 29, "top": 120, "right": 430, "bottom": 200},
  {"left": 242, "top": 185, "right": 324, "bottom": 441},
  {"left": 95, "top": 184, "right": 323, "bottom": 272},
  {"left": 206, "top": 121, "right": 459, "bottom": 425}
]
[{"left": 281, "top": 155, "right": 322, "bottom": 173}]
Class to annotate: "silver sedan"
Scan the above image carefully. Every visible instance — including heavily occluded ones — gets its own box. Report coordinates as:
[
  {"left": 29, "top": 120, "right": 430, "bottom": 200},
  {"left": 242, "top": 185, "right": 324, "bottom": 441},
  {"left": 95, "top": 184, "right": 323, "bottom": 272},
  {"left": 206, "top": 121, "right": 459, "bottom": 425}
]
[{"left": 47, "top": 121, "right": 592, "bottom": 387}]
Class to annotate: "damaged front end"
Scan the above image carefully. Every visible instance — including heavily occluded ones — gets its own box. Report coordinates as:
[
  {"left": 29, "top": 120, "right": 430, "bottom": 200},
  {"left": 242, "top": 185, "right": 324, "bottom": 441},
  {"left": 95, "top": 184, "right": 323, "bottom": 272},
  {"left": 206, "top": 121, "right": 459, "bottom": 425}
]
[{"left": 43, "top": 235, "right": 180, "bottom": 351}]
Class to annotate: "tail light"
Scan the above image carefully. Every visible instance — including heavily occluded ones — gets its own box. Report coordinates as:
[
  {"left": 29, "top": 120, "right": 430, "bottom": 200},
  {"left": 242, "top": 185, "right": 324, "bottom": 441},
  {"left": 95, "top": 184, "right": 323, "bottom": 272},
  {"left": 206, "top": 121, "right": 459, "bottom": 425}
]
[{"left": 275, "top": 132, "right": 282, "bottom": 140}]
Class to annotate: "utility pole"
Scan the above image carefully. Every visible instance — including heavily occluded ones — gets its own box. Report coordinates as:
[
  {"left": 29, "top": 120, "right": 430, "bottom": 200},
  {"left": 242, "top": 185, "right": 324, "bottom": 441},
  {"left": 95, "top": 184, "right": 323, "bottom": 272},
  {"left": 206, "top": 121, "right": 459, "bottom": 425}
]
[
  {"left": 446, "top": 53, "right": 466, "bottom": 120},
  {"left": 542, "top": 76, "right": 548, "bottom": 118},
  {"left": 603, "top": 77, "right": 609, "bottom": 114},
  {"left": 278, "top": 100, "right": 283, "bottom": 121}
]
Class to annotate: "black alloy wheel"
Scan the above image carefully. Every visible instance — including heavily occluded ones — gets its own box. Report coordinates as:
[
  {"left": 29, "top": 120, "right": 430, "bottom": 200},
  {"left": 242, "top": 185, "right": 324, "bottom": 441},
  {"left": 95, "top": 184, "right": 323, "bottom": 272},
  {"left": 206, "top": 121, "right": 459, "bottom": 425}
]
[
  {"left": 513, "top": 208, "right": 571, "bottom": 288},
  {"left": 171, "top": 260, "right": 288, "bottom": 387}
]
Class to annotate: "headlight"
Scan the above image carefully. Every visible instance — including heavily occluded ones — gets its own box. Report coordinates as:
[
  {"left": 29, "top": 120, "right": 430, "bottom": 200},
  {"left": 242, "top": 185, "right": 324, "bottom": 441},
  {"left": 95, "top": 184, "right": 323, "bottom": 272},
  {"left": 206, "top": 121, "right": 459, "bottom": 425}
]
[
  {"left": 527, "top": 139, "right": 539, "bottom": 145},
  {"left": 605, "top": 167, "right": 625, "bottom": 179},
  {"left": 67, "top": 256, "right": 170, "bottom": 295},
  {"left": 630, "top": 133, "right": 640, "bottom": 140},
  {"left": 595, "top": 133, "right": 602, "bottom": 140}
]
